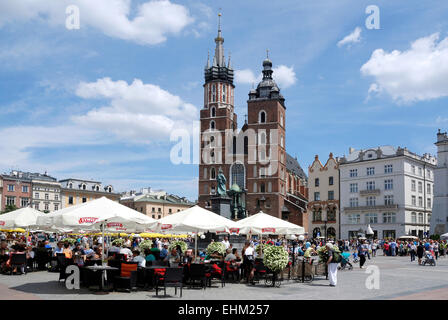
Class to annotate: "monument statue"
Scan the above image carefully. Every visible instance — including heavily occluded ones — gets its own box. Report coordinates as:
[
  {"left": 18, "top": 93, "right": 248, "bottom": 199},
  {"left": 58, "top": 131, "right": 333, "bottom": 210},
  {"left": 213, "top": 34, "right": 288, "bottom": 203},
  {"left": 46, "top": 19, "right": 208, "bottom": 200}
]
[{"left": 216, "top": 168, "right": 227, "bottom": 197}]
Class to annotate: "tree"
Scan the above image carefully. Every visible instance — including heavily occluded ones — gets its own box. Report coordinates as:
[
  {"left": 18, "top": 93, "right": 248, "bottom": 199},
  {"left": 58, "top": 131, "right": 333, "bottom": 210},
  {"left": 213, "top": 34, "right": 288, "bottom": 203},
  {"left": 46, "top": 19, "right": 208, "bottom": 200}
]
[{"left": 1, "top": 204, "right": 18, "bottom": 214}]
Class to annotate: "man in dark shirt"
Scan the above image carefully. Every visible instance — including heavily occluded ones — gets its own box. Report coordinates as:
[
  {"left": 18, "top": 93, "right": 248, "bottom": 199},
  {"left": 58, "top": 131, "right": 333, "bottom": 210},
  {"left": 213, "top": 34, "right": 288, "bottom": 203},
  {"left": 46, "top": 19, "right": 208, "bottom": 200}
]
[{"left": 417, "top": 242, "right": 425, "bottom": 265}]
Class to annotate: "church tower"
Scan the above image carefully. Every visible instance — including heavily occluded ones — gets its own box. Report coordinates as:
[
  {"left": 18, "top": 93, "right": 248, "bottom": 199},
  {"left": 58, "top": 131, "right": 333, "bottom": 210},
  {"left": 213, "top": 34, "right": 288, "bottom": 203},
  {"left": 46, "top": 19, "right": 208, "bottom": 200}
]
[
  {"left": 198, "top": 14, "right": 237, "bottom": 209},
  {"left": 245, "top": 55, "right": 288, "bottom": 218},
  {"left": 431, "top": 129, "right": 448, "bottom": 235}
]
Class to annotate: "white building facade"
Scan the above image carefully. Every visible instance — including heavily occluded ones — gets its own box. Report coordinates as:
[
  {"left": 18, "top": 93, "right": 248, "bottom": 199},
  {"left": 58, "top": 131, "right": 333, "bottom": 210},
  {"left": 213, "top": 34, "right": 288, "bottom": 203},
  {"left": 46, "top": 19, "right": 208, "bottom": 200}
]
[
  {"left": 430, "top": 130, "right": 448, "bottom": 235},
  {"left": 340, "top": 146, "right": 436, "bottom": 239}
]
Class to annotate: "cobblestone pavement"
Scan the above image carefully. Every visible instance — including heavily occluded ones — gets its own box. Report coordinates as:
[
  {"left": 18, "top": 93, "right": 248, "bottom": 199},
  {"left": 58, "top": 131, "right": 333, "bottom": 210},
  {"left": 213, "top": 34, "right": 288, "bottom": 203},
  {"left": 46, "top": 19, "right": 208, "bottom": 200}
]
[{"left": 1, "top": 255, "right": 447, "bottom": 300}]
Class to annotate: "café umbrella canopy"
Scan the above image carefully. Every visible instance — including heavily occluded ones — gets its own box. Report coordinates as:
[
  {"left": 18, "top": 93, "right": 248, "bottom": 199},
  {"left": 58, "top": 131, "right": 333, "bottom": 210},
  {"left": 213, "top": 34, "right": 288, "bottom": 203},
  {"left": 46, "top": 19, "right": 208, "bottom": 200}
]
[
  {"left": 441, "top": 233, "right": 448, "bottom": 240},
  {"left": 155, "top": 205, "right": 238, "bottom": 258},
  {"left": 0, "top": 207, "right": 44, "bottom": 228},
  {"left": 36, "top": 197, "right": 157, "bottom": 232},
  {"left": 366, "top": 225, "right": 374, "bottom": 235},
  {"left": 235, "top": 211, "right": 305, "bottom": 235}
]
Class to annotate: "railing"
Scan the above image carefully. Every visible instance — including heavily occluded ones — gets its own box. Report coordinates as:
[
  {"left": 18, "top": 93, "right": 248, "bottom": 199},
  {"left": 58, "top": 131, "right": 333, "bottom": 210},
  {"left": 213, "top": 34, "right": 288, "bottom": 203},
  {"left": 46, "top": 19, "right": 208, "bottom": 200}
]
[
  {"left": 359, "top": 189, "right": 381, "bottom": 196},
  {"left": 344, "top": 204, "right": 399, "bottom": 212}
]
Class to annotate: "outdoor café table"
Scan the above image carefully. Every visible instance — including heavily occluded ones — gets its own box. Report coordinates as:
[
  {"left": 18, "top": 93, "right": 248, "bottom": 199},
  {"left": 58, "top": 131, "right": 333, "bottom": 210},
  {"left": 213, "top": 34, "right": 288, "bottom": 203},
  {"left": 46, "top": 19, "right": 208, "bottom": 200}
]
[{"left": 84, "top": 265, "right": 118, "bottom": 292}]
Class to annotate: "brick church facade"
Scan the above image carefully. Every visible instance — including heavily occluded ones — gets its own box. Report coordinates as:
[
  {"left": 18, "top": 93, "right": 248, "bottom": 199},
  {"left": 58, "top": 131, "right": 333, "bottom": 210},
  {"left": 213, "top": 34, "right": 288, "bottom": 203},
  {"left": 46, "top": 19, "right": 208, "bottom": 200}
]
[{"left": 198, "top": 18, "right": 309, "bottom": 229}]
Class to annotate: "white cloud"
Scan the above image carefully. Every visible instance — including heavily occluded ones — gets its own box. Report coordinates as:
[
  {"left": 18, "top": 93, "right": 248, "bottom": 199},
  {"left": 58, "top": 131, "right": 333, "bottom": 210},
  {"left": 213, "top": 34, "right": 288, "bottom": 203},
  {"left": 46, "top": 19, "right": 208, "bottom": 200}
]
[
  {"left": 235, "top": 65, "right": 297, "bottom": 89},
  {"left": 74, "top": 77, "right": 198, "bottom": 143},
  {"left": 361, "top": 33, "right": 448, "bottom": 103},
  {"left": 0, "top": 0, "right": 194, "bottom": 45},
  {"left": 337, "top": 27, "right": 362, "bottom": 48}
]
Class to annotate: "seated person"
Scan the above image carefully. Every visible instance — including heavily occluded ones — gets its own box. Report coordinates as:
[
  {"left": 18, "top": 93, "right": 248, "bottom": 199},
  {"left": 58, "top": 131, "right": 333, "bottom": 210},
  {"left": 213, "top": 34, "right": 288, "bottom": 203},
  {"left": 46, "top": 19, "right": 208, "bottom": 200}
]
[
  {"left": 150, "top": 243, "right": 161, "bottom": 259},
  {"left": 224, "top": 249, "right": 236, "bottom": 262},
  {"left": 165, "top": 248, "right": 180, "bottom": 267},
  {"left": 144, "top": 248, "right": 156, "bottom": 263},
  {"left": 62, "top": 242, "right": 73, "bottom": 259},
  {"left": 131, "top": 249, "right": 146, "bottom": 267},
  {"left": 119, "top": 244, "right": 133, "bottom": 261},
  {"left": 159, "top": 244, "right": 168, "bottom": 260},
  {"left": 205, "top": 250, "right": 223, "bottom": 261},
  {"left": 83, "top": 244, "right": 94, "bottom": 259},
  {"left": 53, "top": 241, "right": 64, "bottom": 256}
]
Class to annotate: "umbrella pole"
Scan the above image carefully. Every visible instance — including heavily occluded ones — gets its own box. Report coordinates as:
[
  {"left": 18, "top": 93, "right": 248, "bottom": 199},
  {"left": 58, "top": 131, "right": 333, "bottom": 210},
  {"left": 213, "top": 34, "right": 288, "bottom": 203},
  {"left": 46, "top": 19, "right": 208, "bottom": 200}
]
[{"left": 194, "top": 231, "right": 198, "bottom": 261}]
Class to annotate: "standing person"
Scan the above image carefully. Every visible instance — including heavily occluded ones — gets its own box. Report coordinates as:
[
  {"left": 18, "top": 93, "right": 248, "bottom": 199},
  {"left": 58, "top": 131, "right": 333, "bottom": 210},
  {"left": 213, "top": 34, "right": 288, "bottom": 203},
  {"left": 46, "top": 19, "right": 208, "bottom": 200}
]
[
  {"left": 326, "top": 243, "right": 339, "bottom": 287},
  {"left": 242, "top": 241, "right": 255, "bottom": 284},
  {"left": 433, "top": 241, "right": 439, "bottom": 260},
  {"left": 371, "top": 241, "right": 377, "bottom": 257},
  {"left": 410, "top": 242, "right": 417, "bottom": 262},
  {"left": 221, "top": 236, "right": 230, "bottom": 250},
  {"left": 417, "top": 242, "right": 424, "bottom": 265},
  {"left": 358, "top": 240, "right": 368, "bottom": 269}
]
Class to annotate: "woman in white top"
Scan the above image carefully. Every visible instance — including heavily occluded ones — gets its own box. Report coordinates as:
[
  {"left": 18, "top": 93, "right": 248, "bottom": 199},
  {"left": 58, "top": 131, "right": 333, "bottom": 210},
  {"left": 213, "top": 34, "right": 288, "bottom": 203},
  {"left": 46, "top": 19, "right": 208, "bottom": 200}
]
[{"left": 243, "top": 242, "right": 255, "bottom": 284}]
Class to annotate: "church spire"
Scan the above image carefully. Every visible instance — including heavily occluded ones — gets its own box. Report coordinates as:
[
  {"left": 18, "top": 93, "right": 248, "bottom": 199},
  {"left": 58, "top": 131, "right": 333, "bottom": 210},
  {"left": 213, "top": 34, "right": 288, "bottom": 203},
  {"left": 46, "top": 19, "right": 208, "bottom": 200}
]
[{"left": 214, "top": 12, "right": 225, "bottom": 67}]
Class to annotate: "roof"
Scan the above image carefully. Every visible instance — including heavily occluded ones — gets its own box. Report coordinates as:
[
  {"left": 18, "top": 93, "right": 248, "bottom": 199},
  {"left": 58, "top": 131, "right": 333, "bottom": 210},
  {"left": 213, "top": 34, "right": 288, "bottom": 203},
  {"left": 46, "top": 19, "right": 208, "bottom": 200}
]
[
  {"left": 286, "top": 153, "right": 307, "bottom": 180},
  {"left": 132, "top": 194, "right": 195, "bottom": 206}
]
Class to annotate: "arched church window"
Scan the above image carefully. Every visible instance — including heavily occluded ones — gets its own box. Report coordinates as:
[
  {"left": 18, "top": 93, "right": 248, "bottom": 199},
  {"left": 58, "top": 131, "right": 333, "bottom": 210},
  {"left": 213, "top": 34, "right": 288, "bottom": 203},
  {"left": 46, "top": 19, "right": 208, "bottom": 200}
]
[
  {"left": 210, "top": 135, "right": 215, "bottom": 147},
  {"left": 222, "top": 85, "right": 226, "bottom": 102},
  {"left": 212, "top": 84, "right": 216, "bottom": 102},
  {"left": 211, "top": 107, "right": 216, "bottom": 117},
  {"left": 259, "top": 111, "right": 266, "bottom": 123},
  {"left": 230, "top": 162, "right": 245, "bottom": 189},
  {"left": 210, "top": 120, "right": 215, "bottom": 130},
  {"left": 210, "top": 167, "right": 216, "bottom": 180},
  {"left": 260, "top": 183, "right": 266, "bottom": 193}
]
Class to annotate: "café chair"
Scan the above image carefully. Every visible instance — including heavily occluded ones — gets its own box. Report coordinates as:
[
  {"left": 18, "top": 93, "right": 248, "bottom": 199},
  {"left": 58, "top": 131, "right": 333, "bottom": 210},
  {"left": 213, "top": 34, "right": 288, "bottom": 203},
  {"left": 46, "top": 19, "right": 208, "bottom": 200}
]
[
  {"left": 10, "top": 253, "right": 27, "bottom": 275},
  {"left": 188, "top": 264, "right": 207, "bottom": 289},
  {"left": 113, "top": 262, "right": 138, "bottom": 292},
  {"left": 156, "top": 267, "right": 183, "bottom": 298}
]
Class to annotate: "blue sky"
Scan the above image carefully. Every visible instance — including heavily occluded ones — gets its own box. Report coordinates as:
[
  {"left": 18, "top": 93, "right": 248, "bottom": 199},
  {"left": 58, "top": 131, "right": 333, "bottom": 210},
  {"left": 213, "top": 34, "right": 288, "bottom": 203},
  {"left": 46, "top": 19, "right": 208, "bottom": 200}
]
[{"left": 1, "top": 0, "right": 448, "bottom": 201}]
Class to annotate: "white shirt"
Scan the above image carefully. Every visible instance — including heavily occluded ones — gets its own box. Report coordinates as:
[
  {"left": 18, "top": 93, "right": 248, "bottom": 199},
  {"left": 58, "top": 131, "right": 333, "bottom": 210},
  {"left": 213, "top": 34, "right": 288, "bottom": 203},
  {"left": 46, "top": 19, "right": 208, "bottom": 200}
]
[
  {"left": 222, "top": 240, "right": 230, "bottom": 249},
  {"left": 120, "top": 247, "right": 132, "bottom": 260},
  {"left": 244, "top": 246, "right": 254, "bottom": 256}
]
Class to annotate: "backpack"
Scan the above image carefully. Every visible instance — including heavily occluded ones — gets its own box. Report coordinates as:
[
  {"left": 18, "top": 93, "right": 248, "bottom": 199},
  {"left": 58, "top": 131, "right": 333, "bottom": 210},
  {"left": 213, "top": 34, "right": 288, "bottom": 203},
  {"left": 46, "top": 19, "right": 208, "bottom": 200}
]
[{"left": 332, "top": 251, "right": 342, "bottom": 263}]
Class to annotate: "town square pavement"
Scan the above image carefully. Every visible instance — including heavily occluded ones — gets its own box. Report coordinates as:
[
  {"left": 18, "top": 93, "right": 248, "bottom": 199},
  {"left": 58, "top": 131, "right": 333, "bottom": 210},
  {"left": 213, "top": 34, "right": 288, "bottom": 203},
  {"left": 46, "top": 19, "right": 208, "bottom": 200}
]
[{"left": 0, "top": 254, "right": 448, "bottom": 300}]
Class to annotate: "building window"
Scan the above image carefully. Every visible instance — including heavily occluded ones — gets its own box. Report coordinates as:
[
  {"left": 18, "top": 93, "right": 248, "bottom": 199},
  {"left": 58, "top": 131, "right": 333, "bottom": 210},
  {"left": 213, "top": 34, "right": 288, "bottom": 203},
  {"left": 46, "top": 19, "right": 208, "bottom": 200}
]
[
  {"left": 418, "top": 167, "right": 422, "bottom": 176},
  {"left": 55, "top": 194, "right": 59, "bottom": 201},
  {"left": 7, "top": 185, "right": 14, "bottom": 192},
  {"left": 427, "top": 198, "right": 431, "bottom": 208},
  {"left": 211, "top": 107, "right": 216, "bottom": 117},
  {"left": 54, "top": 204, "right": 59, "bottom": 211},
  {"left": 349, "top": 169, "right": 357, "bottom": 177},
  {"left": 68, "top": 196, "right": 74, "bottom": 205},
  {"left": 427, "top": 169, "right": 431, "bottom": 179},
  {"left": 411, "top": 195, "right": 416, "bottom": 206},
  {"left": 418, "top": 196, "right": 423, "bottom": 207},
  {"left": 313, "top": 208, "right": 322, "bottom": 222},
  {"left": 268, "top": 182, "right": 272, "bottom": 193},
  {"left": 328, "top": 190, "right": 334, "bottom": 200},
  {"left": 158, "top": 208, "right": 161, "bottom": 212},
  {"left": 35, "top": 193, "right": 39, "bottom": 199},
  {"left": 22, "top": 186, "right": 28, "bottom": 193},
  {"left": 34, "top": 203, "right": 39, "bottom": 210},
  {"left": 203, "top": 168, "right": 207, "bottom": 179},
  {"left": 158, "top": 215, "right": 161, "bottom": 219},
  {"left": 366, "top": 213, "right": 378, "bottom": 224},
  {"left": 348, "top": 214, "right": 360, "bottom": 224},
  {"left": 383, "top": 212, "right": 396, "bottom": 223},
  {"left": 383, "top": 230, "right": 396, "bottom": 238},
  {"left": 384, "top": 195, "right": 394, "bottom": 205},
  {"left": 427, "top": 183, "right": 431, "bottom": 194},
  {"left": 82, "top": 197, "right": 87, "bottom": 203},
  {"left": 212, "top": 84, "right": 216, "bottom": 102},
  {"left": 366, "top": 196, "right": 376, "bottom": 206},
  {"left": 44, "top": 203, "right": 49, "bottom": 211},
  {"left": 418, "top": 181, "right": 423, "bottom": 193},
  {"left": 210, "top": 168, "right": 216, "bottom": 180},
  {"left": 384, "top": 179, "right": 393, "bottom": 190},
  {"left": 327, "top": 208, "right": 336, "bottom": 221},
  {"left": 366, "top": 181, "right": 375, "bottom": 190},
  {"left": 411, "top": 165, "right": 416, "bottom": 174},
  {"left": 210, "top": 120, "right": 215, "bottom": 130},
  {"left": 45, "top": 194, "right": 49, "bottom": 200},
  {"left": 69, "top": 183, "right": 73, "bottom": 188},
  {"left": 314, "top": 192, "right": 320, "bottom": 201},
  {"left": 367, "top": 167, "right": 375, "bottom": 176},
  {"left": 222, "top": 85, "right": 226, "bottom": 102},
  {"left": 259, "top": 111, "right": 266, "bottom": 123},
  {"left": 411, "top": 212, "right": 417, "bottom": 223},
  {"left": 418, "top": 213, "right": 424, "bottom": 224},
  {"left": 20, "top": 198, "right": 29, "bottom": 207},
  {"left": 315, "top": 178, "right": 320, "bottom": 187},
  {"left": 384, "top": 164, "right": 393, "bottom": 173},
  {"left": 329, "top": 176, "right": 334, "bottom": 185},
  {"left": 230, "top": 162, "right": 245, "bottom": 189},
  {"left": 350, "top": 183, "right": 358, "bottom": 193},
  {"left": 349, "top": 198, "right": 358, "bottom": 207},
  {"left": 152, "top": 207, "right": 155, "bottom": 213},
  {"left": 260, "top": 183, "right": 266, "bottom": 193},
  {"left": 411, "top": 180, "right": 416, "bottom": 191},
  {"left": 169, "top": 209, "right": 172, "bottom": 214}
]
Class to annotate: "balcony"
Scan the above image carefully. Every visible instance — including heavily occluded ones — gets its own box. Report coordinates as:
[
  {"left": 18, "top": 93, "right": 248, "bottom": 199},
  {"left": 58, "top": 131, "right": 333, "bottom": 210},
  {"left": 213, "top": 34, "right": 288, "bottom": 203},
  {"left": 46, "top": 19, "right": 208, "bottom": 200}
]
[
  {"left": 344, "top": 204, "right": 399, "bottom": 212},
  {"left": 359, "top": 189, "right": 381, "bottom": 196}
]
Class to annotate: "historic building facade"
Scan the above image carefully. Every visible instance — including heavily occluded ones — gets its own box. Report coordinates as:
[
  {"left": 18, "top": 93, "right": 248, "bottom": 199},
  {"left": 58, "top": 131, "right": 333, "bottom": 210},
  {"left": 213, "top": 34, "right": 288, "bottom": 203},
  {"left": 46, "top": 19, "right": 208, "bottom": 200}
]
[
  {"left": 430, "top": 129, "right": 448, "bottom": 235},
  {"left": 307, "top": 153, "right": 340, "bottom": 239},
  {"left": 120, "top": 188, "right": 195, "bottom": 219},
  {"left": 340, "top": 146, "right": 436, "bottom": 239},
  {"left": 23, "top": 172, "right": 61, "bottom": 212},
  {"left": 198, "top": 19, "right": 308, "bottom": 225},
  {"left": 0, "top": 171, "right": 32, "bottom": 211},
  {"left": 59, "top": 178, "right": 120, "bottom": 208}
]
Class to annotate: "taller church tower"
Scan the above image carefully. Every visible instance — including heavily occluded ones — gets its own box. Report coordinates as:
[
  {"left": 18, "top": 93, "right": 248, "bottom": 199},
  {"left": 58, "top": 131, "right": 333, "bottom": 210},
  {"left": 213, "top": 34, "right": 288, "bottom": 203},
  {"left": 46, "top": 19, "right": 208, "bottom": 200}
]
[
  {"left": 431, "top": 129, "right": 448, "bottom": 235},
  {"left": 198, "top": 14, "right": 237, "bottom": 209}
]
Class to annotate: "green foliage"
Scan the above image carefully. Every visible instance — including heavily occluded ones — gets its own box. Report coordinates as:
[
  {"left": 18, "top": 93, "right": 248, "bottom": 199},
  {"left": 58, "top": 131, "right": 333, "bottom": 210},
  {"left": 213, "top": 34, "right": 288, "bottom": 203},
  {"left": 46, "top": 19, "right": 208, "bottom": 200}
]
[
  {"left": 255, "top": 242, "right": 272, "bottom": 255},
  {"left": 430, "top": 234, "right": 440, "bottom": 240},
  {"left": 263, "top": 245, "right": 288, "bottom": 273},
  {"left": 317, "top": 245, "right": 340, "bottom": 263},
  {"left": 205, "top": 242, "right": 226, "bottom": 255},
  {"left": 169, "top": 240, "right": 188, "bottom": 253},
  {"left": 64, "top": 237, "right": 77, "bottom": 245},
  {"left": 112, "top": 238, "right": 125, "bottom": 246},
  {"left": 138, "top": 239, "right": 153, "bottom": 251},
  {"left": 1, "top": 204, "right": 18, "bottom": 214}
]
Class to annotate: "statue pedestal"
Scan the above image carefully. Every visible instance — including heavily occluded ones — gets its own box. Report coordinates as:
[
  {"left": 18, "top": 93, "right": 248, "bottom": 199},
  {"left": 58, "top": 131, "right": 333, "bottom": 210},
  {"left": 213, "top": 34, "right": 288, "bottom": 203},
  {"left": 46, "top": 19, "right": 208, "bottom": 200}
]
[{"left": 211, "top": 196, "right": 233, "bottom": 220}]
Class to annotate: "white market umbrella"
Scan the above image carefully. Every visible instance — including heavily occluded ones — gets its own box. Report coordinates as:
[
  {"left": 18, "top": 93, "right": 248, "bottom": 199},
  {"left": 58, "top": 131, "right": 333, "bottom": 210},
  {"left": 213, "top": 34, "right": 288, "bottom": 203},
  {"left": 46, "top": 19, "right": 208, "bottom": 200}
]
[
  {"left": 37, "top": 197, "right": 157, "bottom": 232},
  {"left": 366, "top": 225, "right": 374, "bottom": 235},
  {"left": 440, "top": 233, "right": 448, "bottom": 240},
  {"left": 154, "top": 205, "right": 238, "bottom": 259},
  {"left": 0, "top": 207, "right": 44, "bottom": 229},
  {"left": 235, "top": 211, "right": 305, "bottom": 235}
]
